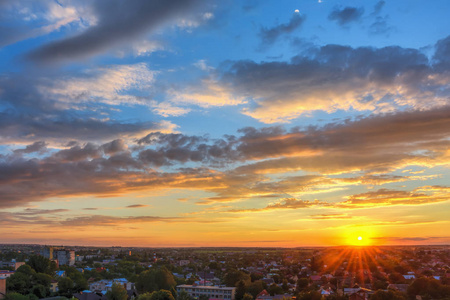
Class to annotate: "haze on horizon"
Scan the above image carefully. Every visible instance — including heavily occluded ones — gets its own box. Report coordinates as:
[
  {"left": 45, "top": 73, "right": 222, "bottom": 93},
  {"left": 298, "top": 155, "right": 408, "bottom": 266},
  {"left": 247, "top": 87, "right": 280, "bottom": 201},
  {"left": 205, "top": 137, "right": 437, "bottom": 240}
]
[{"left": 0, "top": 0, "right": 449, "bottom": 247}]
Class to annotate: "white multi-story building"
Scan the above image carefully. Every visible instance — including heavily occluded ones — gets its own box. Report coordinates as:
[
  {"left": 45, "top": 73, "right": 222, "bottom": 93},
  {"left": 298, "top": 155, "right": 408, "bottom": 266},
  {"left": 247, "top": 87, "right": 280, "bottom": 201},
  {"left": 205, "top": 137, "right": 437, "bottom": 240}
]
[
  {"left": 176, "top": 285, "right": 235, "bottom": 300},
  {"left": 90, "top": 278, "right": 135, "bottom": 293}
]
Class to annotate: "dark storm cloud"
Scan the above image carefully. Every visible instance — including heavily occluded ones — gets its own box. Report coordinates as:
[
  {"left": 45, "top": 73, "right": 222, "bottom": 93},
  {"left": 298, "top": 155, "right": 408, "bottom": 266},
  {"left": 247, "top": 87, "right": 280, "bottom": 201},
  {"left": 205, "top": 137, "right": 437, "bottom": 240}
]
[
  {"left": 259, "top": 14, "right": 305, "bottom": 46},
  {"left": 328, "top": 6, "right": 364, "bottom": 26},
  {"left": 26, "top": 0, "right": 204, "bottom": 64}
]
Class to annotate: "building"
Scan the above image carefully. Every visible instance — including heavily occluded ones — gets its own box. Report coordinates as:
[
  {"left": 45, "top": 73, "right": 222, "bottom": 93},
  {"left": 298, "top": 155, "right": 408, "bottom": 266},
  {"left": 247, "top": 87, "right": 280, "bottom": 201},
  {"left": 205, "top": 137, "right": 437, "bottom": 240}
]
[
  {"left": 56, "top": 250, "right": 76, "bottom": 266},
  {"left": 176, "top": 285, "right": 235, "bottom": 300},
  {"left": 41, "top": 247, "right": 75, "bottom": 266},
  {"left": 0, "top": 271, "right": 15, "bottom": 279},
  {"left": 0, "top": 278, "right": 6, "bottom": 299},
  {"left": 89, "top": 279, "right": 135, "bottom": 293},
  {"left": 41, "top": 246, "right": 57, "bottom": 259},
  {"left": 0, "top": 261, "right": 25, "bottom": 270}
]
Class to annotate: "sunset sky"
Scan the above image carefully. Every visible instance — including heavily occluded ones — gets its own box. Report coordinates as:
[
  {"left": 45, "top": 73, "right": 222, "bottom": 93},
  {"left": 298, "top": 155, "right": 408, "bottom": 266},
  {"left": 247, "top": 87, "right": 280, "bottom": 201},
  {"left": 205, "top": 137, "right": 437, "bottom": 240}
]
[{"left": 1, "top": 0, "right": 449, "bottom": 247}]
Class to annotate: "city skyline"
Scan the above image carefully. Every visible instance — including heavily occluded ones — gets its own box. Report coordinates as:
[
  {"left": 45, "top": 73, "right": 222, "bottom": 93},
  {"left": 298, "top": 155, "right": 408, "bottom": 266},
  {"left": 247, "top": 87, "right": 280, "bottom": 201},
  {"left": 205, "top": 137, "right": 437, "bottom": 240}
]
[{"left": 0, "top": 0, "right": 449, "bottom": 247}]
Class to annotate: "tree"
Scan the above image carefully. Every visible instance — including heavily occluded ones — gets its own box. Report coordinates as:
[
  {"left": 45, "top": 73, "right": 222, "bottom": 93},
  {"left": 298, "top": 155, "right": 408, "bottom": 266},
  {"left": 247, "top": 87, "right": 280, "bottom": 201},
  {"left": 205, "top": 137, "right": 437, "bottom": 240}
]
[
  {"left": 6, "top": 271, "right": 32, "bottom": 295},
  {"left": 138, "top": 290, "right": 175, "bottom": 300},
  {"left": 246, "top": 280, "right": 266, "bottom": 298},
  {"left": 296, "top": 291, "right": 321, "bottom": 300},
  {"left": 31, "top": 285, "right": 46, "bottom": 299},
  {"left": 176, "top": 290, "right": 192, "bottom": 300},
  {"left": 106, "top": 283, "right": 128, "bottom": 300},
  {"left": 267, "top": 284, "right": 283, "bottom": 296},
  {"left": 235, "top": 280, "right": 247, "bottom": 300},
  {"left": 224, "top": 270, "right": 251, "bottom": 287},
  {"left": 27, "top": 256, "right": 56, "bottom": 275},
  {"left": 4, "top": 293, "right": 29, "bottom": 300},
  {"left": 371, "top": 290, "right": 406, "bottom": 300},
  {"left": 407, "top": 277, "right": 450, "bottom": 299},
  {"left": 282, "top": 279, "right": 289, "bottom": 292},
  {"left": 326, "top": 295, "right": 349, "bottom": 300},
  {"left": 296, "top": 278, "right": 309, "bottom": 293},
  {"left": 58, "top": 277, "right": 74, "bottom": 297},
  {"left": 136, "top": 268, "right": 176, "bottom": 294},
  {"left": 242, "top": 293, "right": 253, "bottom": 300}
]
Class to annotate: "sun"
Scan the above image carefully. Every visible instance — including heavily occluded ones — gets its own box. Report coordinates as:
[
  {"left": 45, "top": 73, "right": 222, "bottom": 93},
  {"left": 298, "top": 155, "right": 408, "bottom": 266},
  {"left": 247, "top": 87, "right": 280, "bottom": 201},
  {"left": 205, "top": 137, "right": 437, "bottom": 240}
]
[{"left": 343, "top": 230, "right": 373, "bottom": 246}]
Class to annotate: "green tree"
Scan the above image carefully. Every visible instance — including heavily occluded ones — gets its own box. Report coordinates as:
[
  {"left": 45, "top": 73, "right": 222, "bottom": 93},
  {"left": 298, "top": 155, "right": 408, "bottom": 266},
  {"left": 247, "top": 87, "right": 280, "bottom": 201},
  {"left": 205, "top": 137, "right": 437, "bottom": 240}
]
[
  {"left": 58, "top": 277, "right": 74, "bottom": 297},
  {"left": 282, "top": 279, "right": 289, "bottom": 292},
  {"left": 31, "top": 284, "right": 46, "bottom": 299},
  {"left": 371, "top": 290, "right": 407, "bottom": 300},
  {"left": 407, "top": 277, "right": 450, "bottom": 299},
  {"left": 4, "top": 293, "right": 29, "bottom": 300},
  {"left": 326, "top": 294, "right": 349, "bottom": 300},
  {"left": 138, "top": 290, "right": 175, "bottom": 300},
  {"left": 106, "top": 283, "right": 128, "bottom": 300},
  {"left": 176, "top": 290, "right": 192, "bottom": 300},
  {"left": 135, "top": 268, "right": 176, "bottom": 294},
  {"left": 242, "top": 293, "right": 253, "bottom": 300},
  {"left": 267, "top": 284, "right": 283, "bottom": 296},
  {"left": 297, "top": 291, "right": 321, "bottom": 300},
  {"left": 224, "top": 270, "right": 251, "bottom": 287},
  {"left": 296, "top": 278, "right": 309, "bottom": 293},
  {"left": 247, "top": 280, "right": 266, "bottom": 298},
  {"left": 235, "top": 280, "right": 247, "bottom": 300},
  {"left": 27, "top": 256, "right": 56, "bottom": 275},
  {"left": 7, "top": 272, "right": 32, "bottom": 295}
]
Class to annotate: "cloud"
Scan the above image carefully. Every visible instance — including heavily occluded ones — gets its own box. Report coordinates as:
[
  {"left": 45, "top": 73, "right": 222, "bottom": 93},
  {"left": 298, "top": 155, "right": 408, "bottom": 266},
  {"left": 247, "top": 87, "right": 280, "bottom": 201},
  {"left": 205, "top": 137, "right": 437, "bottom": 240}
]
[
  {"left": 217, "top": 40, "right": 450, "bottom": 123},
  {"left": 328, "top": 6, "right": 364, "bottom": 26},
  {"left": 0, "top": 112, "right": 173, "bottom": 144},
  {"left": 234, "top": 106, "right": 450, "bottom": 174},
  {"left": 13, "top": 141, "right": 48, "bottom": 154},
  {"left": 44, "top": 63, "right": 156, "bottom": 107},
  {"left": 0, "top": 0, "right": 89, "bottom": 47},
  {"left": 227, "top": 198, "right": 329, "bottom": 213},
  {"left": 371, "top": 236, "right": 449, "bottom": 243},
  {"left": 310, "top": 213, "right": 353, "bottom": 220},
  {"left": 339, "top": 188, "right": 450, "bottom": 208},
  {"left": 169, "top": 80, "right": 246, "bottom": 108},
  {"left": 371, "top": 1, "right": 385, "bottom": 16},
  {"left": 126, "top": 204, "right": 149, "bottom": 208},
  {"left": 26, "top": 0, "right": 205, "bottom": 64},
  {"left": 0, "top": 105, "right": 449, "bottom": 210},
  {"left": 259, "top": 14, "right": 305, "bottom": 46}
]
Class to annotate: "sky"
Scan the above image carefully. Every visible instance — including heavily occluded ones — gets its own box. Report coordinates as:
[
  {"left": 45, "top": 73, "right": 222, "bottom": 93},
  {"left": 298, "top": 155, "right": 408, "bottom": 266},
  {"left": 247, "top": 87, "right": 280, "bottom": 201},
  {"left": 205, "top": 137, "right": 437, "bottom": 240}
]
[{"left": 0, "top": 0, "right": 449, "bottom": 247}]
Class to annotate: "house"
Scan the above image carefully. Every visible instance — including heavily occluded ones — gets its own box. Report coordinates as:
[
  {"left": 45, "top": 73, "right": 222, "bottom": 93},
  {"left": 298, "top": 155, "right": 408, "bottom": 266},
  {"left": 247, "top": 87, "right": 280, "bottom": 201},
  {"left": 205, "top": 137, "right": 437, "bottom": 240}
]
[
  {"left": 309, "top": 275, "right": 322, "bottom": 285},
  {"left": 50, "top": 280, "right": 59, "bottom": 293},
  {"left": 176, "top": 285, "right": 235, "bottom": 300},
  {"left": 55, "top": 271, "right": 66, "bottom": 277},
  {"left": 255, "top": 290, "right": 292, "bottom": 300},
  {"left": 0, "top": 271, "right": 15, "bottom": 279}
]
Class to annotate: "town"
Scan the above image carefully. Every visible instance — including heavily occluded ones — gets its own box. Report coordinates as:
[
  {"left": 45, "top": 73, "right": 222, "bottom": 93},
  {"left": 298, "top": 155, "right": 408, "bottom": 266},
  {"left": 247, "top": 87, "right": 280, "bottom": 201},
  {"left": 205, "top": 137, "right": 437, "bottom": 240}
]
[{"left": 0, "top": 245, "right": 448, "bottom": 300}]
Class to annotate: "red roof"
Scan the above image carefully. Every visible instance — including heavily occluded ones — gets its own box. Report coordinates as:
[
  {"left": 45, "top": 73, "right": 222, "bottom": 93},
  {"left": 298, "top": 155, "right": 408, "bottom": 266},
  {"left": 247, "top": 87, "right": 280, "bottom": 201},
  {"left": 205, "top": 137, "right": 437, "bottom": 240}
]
[{"left": 256, "top": 290, "right": 270, "bottom": 298}]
